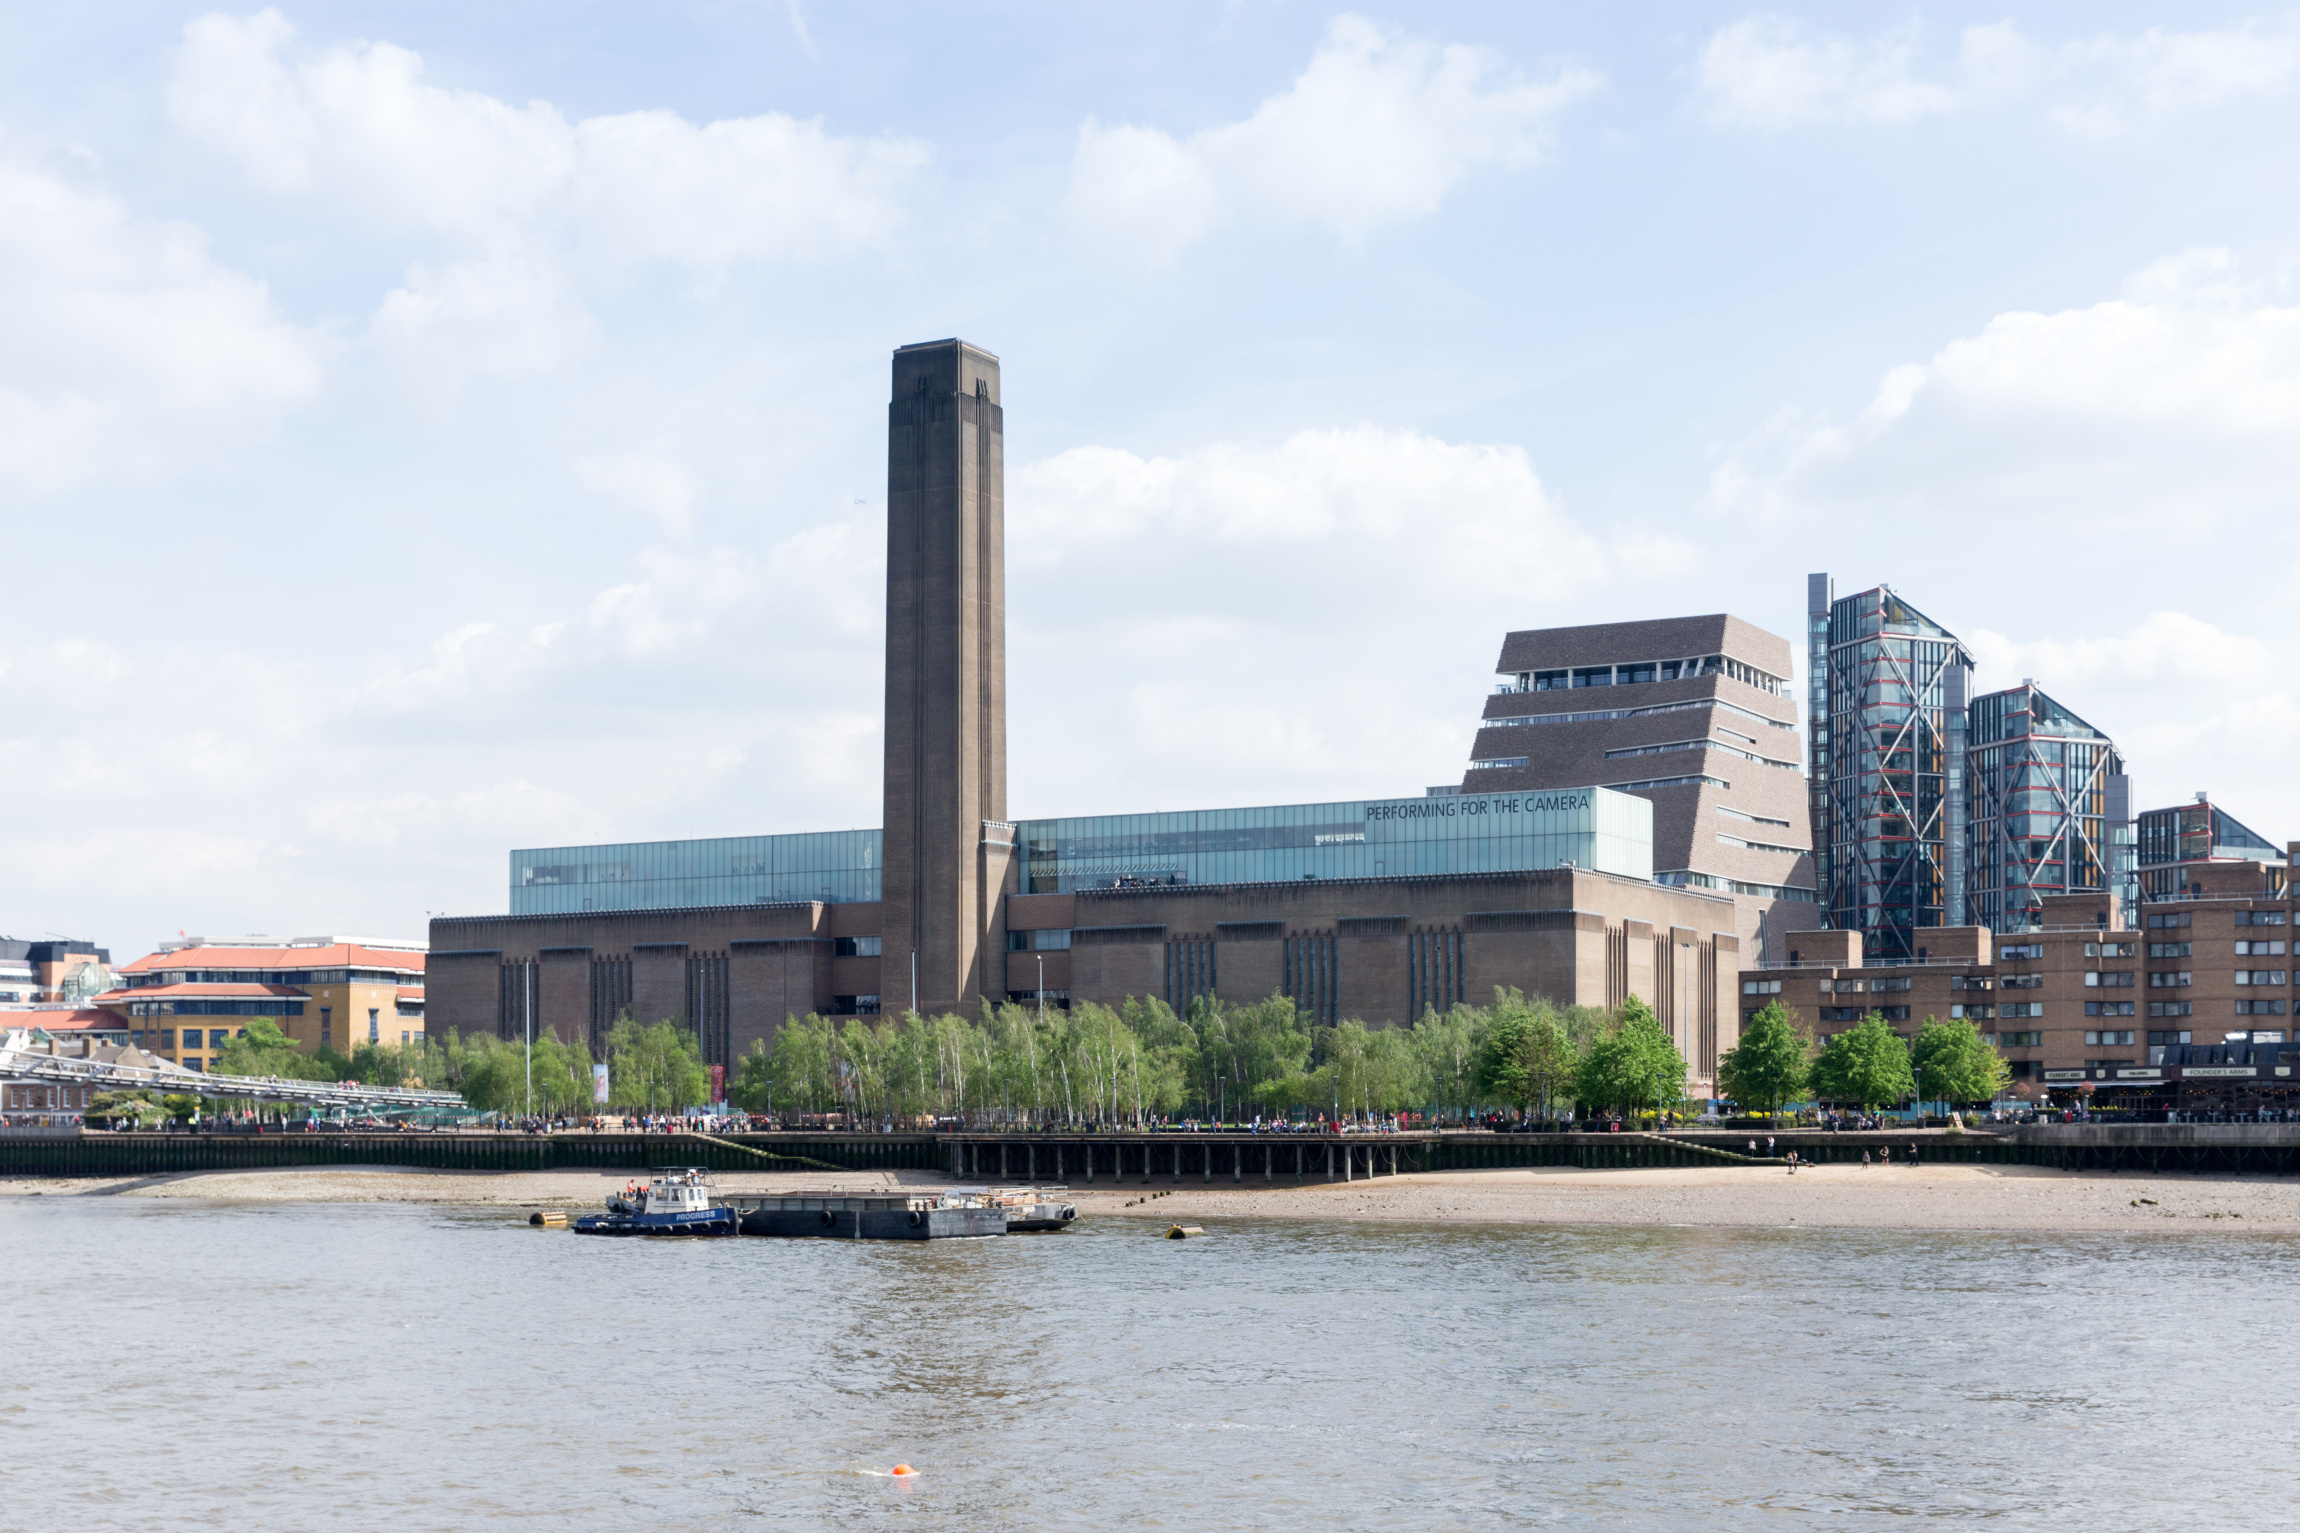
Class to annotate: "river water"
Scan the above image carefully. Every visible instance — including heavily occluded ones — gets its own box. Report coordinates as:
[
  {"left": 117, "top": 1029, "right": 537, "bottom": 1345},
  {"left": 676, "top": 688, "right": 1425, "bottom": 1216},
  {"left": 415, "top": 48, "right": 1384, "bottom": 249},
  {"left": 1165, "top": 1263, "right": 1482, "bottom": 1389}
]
[{"left": 3, "top": 1197, "right": 2292, "bottom": 1529}]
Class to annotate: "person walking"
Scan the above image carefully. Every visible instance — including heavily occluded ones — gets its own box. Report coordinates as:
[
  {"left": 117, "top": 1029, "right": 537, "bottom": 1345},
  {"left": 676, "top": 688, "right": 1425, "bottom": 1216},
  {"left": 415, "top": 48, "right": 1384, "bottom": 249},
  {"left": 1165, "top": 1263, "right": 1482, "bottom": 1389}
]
[
  {"left": 1879, "top": 1145, "right": 1890, "bottom": 1165},
  {"left": 1908, "top": 1142, "right": 1920, "bottom": 1169},
  {"left": 1767, "top": 1135, "right": 1776, "bottom": 1158},
  {"left": 1861, "top": 1149, "right": 1871, "bottom": 1169}
]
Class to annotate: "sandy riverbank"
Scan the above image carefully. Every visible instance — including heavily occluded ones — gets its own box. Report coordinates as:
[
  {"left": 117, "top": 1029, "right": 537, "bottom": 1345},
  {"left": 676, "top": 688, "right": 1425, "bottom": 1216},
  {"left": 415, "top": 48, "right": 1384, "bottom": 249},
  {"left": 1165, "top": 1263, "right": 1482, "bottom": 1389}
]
[{"left": 7, "top": 1161, "right": 2300, "bottom": 1231}]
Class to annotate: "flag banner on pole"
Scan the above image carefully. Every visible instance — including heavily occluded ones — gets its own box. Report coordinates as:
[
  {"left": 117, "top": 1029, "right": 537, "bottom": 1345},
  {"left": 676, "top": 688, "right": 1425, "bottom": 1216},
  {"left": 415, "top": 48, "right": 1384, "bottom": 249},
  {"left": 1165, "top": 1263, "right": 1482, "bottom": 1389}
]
[
  {"left": 592, "top": 1063, "right": 610, "bottom": 1104},
  {"left": 710, "top": 1064, "right": 726, "bottom": 1106}
]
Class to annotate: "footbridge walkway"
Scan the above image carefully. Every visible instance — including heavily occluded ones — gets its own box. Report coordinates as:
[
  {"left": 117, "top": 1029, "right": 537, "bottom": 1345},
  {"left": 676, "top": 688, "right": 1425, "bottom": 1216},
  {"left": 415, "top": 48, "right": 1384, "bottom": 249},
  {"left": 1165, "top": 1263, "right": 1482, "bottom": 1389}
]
[{"left": 1, "top": 1029, "right": 464, "bottom": 1116}]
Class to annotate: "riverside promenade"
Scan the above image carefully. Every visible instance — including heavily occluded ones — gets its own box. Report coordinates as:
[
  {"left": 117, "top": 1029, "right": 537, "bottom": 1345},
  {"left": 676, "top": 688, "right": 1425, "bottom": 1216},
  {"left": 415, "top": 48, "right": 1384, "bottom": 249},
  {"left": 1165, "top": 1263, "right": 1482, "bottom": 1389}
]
[{"left": 11, "top": 1122, "right": 2300, "bottom": 1179}]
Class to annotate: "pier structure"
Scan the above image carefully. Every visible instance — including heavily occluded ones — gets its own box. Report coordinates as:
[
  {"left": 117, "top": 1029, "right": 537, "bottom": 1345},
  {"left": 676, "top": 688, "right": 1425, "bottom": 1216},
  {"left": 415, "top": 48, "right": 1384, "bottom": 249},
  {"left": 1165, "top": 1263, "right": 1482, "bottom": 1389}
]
[{"left": 23, "top": 1123, "right": 2300, "bottom": 1179}]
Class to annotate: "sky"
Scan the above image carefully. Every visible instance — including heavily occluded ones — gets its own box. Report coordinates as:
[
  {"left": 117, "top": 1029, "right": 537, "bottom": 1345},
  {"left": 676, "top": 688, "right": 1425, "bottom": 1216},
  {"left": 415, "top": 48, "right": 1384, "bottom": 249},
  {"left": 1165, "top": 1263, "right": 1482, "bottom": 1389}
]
[{"left": 4, "top": 2, "right": 2299, "bottom": 955}]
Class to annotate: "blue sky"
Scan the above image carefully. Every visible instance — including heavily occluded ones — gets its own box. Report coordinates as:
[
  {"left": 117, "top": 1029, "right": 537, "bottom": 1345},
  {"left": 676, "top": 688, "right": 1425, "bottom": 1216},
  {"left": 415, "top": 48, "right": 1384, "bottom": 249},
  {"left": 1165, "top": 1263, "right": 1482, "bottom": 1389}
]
[{"left": 4, "top": 2, "right": 2298, "bottom": 950}]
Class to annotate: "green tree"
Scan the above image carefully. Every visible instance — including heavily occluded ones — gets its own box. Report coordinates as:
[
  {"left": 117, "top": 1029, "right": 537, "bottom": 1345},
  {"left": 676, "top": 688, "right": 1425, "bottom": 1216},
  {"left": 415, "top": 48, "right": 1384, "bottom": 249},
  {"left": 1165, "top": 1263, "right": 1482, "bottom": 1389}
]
[
  {"left": 211, "top": 1019, "right": 329, "bottom": 1082},
  {"left": 1809, "top": 1014, "right": 1917, "bottom": 1109},
  {"left": 1474, "top": 989, "right": 1580, "bottom": 1120},
  {"left": 1411, "top": 1003, "right": 1489, "bottom": 1122},
  {"left": 607, "top": 1015, "right": 711, "bottom": 1113},
  {"left": 1574, "top": 997, "right": 1687, "bottom": 1116},
  {"left": 1910, "top": 1015, "right": 2011, "bottom": 1110},
  {"left": 1717, "top": 1000, "right": 1809, "bottom": 1122}
]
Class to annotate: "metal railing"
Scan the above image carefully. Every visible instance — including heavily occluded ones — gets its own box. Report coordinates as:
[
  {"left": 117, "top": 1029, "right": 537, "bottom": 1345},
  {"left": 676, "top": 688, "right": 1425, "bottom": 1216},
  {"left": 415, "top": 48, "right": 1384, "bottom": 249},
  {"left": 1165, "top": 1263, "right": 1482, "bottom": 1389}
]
[{"left": 0, "top": 1030, "right": 464, "bottom": 1111}]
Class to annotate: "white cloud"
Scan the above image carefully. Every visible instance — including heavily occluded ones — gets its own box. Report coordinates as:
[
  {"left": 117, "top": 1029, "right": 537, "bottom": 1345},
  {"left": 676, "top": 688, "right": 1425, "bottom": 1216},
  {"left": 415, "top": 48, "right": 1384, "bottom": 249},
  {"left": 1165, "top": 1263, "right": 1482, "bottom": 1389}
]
[
  {"left": 1066, "top": 14, "right": 1599, "bottom": 262},
  {"left": 166, "top": 10, "right": 927, "bottom": 372},
  {"left": 1696, "top": 16, "right": 2300, "bottom": 133},
  {"left": 1714, "top": 249, "right": 2300, "bottom": 526},
  {"left": 1970, "top": 613, "right": 2300, "bottom": 833},
  {"left": 1007, "top": 425, "right": 1683, "bottom": 812},
  {"left": 0, "top": 130, "right": 325, "bottom": 493}
]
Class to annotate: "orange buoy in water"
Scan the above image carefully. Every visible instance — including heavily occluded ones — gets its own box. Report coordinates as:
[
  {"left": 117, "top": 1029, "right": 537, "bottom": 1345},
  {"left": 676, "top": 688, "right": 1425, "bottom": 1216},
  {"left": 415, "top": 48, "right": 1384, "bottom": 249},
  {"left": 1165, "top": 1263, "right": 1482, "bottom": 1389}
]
[{"left": 891, "top": 1464, "right": 916, "bottom": 1478}]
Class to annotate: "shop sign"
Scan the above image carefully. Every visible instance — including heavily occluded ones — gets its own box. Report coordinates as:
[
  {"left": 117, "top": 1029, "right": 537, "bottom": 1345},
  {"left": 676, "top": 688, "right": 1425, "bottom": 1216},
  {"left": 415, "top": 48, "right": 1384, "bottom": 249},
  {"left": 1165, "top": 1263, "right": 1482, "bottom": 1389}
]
[
  {"left": 2184, "top": 1066, "right": 2258, "bottom": 1078},
  {"left": 2043, "top": 1070, "right": 2086, "bottom": 1081},
  {"left": 2115, "top": 1070, "right": 2162, "bottom": 1080}
]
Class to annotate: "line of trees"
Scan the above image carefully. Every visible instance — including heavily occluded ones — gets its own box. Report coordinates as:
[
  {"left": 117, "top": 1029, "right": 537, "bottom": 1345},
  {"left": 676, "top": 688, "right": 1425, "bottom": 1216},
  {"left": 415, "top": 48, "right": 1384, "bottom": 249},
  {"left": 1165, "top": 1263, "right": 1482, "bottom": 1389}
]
[
  {"left": 177, "top": 1015, "right": 716, "bottom": 1117},
  {"left": 728, "top": 989, "right": 1694, "bottom": 1127},
  {"left": 1717, "top": 1002, "right": 2011, "bottom": 1117}
]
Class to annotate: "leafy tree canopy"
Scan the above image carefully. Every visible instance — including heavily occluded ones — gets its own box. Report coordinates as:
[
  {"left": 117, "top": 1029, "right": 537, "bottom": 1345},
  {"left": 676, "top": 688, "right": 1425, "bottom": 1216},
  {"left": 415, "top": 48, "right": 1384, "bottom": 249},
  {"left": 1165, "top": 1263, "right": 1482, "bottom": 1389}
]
[
  {"left": 1808, "top": 1014, "right": 1917, "bottom": 1109},
  {"left": 1574, "top": 996, "right": 1687, "bottom": 1113},
  {"left": 1911, "top": 1016, "right": 2011, "bottom": 1107},
  {"left": 1717, "top": 1000, "right": 1809, "bottom": 1118}
]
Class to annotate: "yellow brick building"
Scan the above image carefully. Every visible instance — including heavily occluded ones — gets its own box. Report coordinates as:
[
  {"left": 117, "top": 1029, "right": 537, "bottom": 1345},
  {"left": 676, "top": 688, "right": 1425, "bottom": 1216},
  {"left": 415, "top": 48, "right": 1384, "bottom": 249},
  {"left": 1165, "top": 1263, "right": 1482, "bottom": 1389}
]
[{"left": 94, "top": 936, "right": 425, "bottom": 1074}]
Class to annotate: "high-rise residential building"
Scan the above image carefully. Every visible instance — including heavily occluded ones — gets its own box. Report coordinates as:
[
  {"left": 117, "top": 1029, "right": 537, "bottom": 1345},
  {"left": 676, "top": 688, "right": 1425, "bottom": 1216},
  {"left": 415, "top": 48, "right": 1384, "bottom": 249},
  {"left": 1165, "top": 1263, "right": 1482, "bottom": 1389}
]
[
  {"left": 1462, "top": 614, "right": 1823, "bottom": 960},
  {"left": 2136, "top": 793, "right": 2285, "bottom": 900},
  {"left": 1810, "top": 581, "right": 1975, "bottom": 963},
  {"left": 1966, "top": 683, "right": 2132, "bottom": 933}
]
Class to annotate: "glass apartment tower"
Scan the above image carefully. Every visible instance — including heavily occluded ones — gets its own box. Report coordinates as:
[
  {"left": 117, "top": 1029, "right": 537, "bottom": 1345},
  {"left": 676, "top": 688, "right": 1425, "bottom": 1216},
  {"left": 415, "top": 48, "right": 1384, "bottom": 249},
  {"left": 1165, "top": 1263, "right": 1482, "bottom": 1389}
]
[
  {"left": 1966, "top": 684, "right": 2130, "bottom": 932},
  {"left": 1812, "top": 582, "right": 1974, "bottom": 962},
  {"left": 2136, "top": 794, "right": 2285, "bottom": 900}
]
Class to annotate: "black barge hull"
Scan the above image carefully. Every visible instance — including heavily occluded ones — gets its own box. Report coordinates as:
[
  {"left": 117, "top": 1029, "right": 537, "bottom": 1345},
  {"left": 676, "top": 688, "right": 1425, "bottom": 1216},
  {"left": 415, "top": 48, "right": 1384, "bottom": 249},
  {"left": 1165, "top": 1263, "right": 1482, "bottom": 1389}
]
[{"left": 737, "top": 1206, "right": 1006, "bottom": 1240}]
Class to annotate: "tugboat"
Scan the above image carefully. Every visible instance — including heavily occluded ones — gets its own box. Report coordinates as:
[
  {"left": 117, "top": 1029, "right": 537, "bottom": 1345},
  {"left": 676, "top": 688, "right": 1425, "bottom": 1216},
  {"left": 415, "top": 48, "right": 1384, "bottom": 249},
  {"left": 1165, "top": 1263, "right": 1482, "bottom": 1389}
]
[{"left": 574, "top": 1168, "right": 736, "bottom": 1236}]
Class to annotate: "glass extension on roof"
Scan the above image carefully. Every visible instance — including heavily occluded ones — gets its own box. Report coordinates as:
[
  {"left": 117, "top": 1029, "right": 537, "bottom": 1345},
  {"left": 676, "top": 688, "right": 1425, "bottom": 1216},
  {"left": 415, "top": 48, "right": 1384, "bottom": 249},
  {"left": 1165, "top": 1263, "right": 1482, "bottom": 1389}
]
[
  {"left": 510, "top": 829, "right": 881, "bottom": 915},
  {"left": 1016, "top": 787, "right": 1651, "bottom": 895},
  {"left": 505, "top": 789, "right": 1654, "bottom": 912}
]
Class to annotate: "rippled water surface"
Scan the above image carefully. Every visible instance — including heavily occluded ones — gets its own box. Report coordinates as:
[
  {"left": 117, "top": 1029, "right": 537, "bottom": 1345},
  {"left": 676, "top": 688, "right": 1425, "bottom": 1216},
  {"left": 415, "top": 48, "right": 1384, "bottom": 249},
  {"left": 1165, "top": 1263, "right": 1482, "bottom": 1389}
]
[{"left": 3, "top": 1197, "right": 2293, "bottom": 1529}]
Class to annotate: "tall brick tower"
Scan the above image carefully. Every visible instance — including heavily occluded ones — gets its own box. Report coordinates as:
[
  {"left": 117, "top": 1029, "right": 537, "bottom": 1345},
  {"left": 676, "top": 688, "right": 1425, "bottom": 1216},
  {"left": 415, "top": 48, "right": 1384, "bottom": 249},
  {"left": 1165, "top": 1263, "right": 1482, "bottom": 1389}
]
[{"left": 881, "top": 339, "right": 1008, "bottom": 1016}]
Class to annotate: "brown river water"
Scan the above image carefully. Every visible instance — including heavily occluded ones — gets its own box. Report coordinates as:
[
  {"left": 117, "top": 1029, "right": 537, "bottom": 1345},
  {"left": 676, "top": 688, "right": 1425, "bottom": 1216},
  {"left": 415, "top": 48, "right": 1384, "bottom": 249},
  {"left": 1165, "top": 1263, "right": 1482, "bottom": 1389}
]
[{"left": 2, "top": 1197, "right": 2290, "bottom": 1529}]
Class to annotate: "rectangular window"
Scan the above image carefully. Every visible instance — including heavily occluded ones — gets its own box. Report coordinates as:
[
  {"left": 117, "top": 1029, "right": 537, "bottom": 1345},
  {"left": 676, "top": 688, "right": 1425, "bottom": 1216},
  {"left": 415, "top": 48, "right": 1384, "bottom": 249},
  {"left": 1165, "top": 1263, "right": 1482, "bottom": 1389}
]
[
  {"left": 1741, "top": 979, "right": 1782, "bottom": 995},
  {"left": 1573, "top": 666, "right": 1612, "bottom": 688},
  {"left": 2083, "top": 1030, "right": 2136, "bottom": 1046},
  {"left": 2000, "top": 944, "right": 2044, "bottom": 960},
  {"left": 2237, "top": 940, "right": 2288, "bottom": 956},
  {"left": 2148, "top": 942, "right": 2191, "bottom": 958},
  {"left": 1533, "top": 670, "right": 1568, "bottom": 691},
  {"left": 2148, "top": 972, "right": 2193, "bottom": 988},
  {"left": 2236, "top": 970, "right": 2290, "bottom": 986},
  {"left": 2237, "top": 911, "right": 2289, "bottom": 926},
  {"left": 160, "top": 1030, "right": 175, "bottom": 1049},
  {"left": 2148, "top": 1002, "right": 2194, "bottom": 1018},
  {"left": 368, "top": 1009, "right": 380, "bottom": 1043},
  {"left": 2083, "top": 971, "right": 2135, "bottom": 987},
  {"left": 2000, "top": 1002, "right": 2041, "bottom": 1018},
  {"left": 1999, "top": 1030, "right": 2043, "bottom": 1047},
  {"left": 2236, "top": 1000, "right": 2289, "bottom": 1016},
  {"left": 2085, "top": 1001, "right": 2136, "bottom": 1016},
  {"left": 834, "top": 936, "right": 884, "bottom": 957},
  {"left": 1949, "top": 975, "right": 1993, "bottom": 991},
  {"left": 2148, "top": 913, "right": 2192, "bottom": 930}
]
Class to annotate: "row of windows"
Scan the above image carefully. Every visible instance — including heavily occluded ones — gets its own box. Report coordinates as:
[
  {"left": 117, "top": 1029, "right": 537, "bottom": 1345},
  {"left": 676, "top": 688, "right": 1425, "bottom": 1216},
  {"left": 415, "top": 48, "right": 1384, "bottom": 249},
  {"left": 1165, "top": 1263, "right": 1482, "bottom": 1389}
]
[
  {"left": 131, "top": 1028, "right": 244, "bottom": 1050},
  {"left": 2236, "top": 970, "right": 2291, "bottom": 986},
  {"left": 1514, "top": 655, "right": 1785, "bottom": 695},
  {"left": 2236, "top": 1000, "right": 2290, "bottom": 1016},
  {"left": 2084, "top": 971, "right": 2135, "bottom": 988},
  {"left": 2086, "top": 1001, "right": 2135, "bottom": 1016},
  {"left": 1005, "top": 929, "right": 1073, "bottom": 952},
  {"left": 831, "top": 937, "right": 883, "bottom": 957},
  {"left": 128, "top": 1001, "right": 308, "bottom": 1017},
  {"left": 2086, "top": 1030, "right": 2136, "bottom": 1046},
  {"left": 1483, "top": 696, "right": 1796, "bottom": 734},
  {"left": 128, "top": 969, "right": 411, "bottom": 987},
  {"left": 1604, "top": 738, "right": 1799, "bottom": 771}
]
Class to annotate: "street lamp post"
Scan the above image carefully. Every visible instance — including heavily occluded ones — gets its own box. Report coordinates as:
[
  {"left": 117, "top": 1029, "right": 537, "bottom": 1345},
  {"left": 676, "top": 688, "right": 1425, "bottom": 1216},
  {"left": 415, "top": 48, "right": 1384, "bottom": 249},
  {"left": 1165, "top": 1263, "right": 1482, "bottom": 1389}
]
[{"left": 1217, "top": 1075, "right": 1225, "bottom": 1128}]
